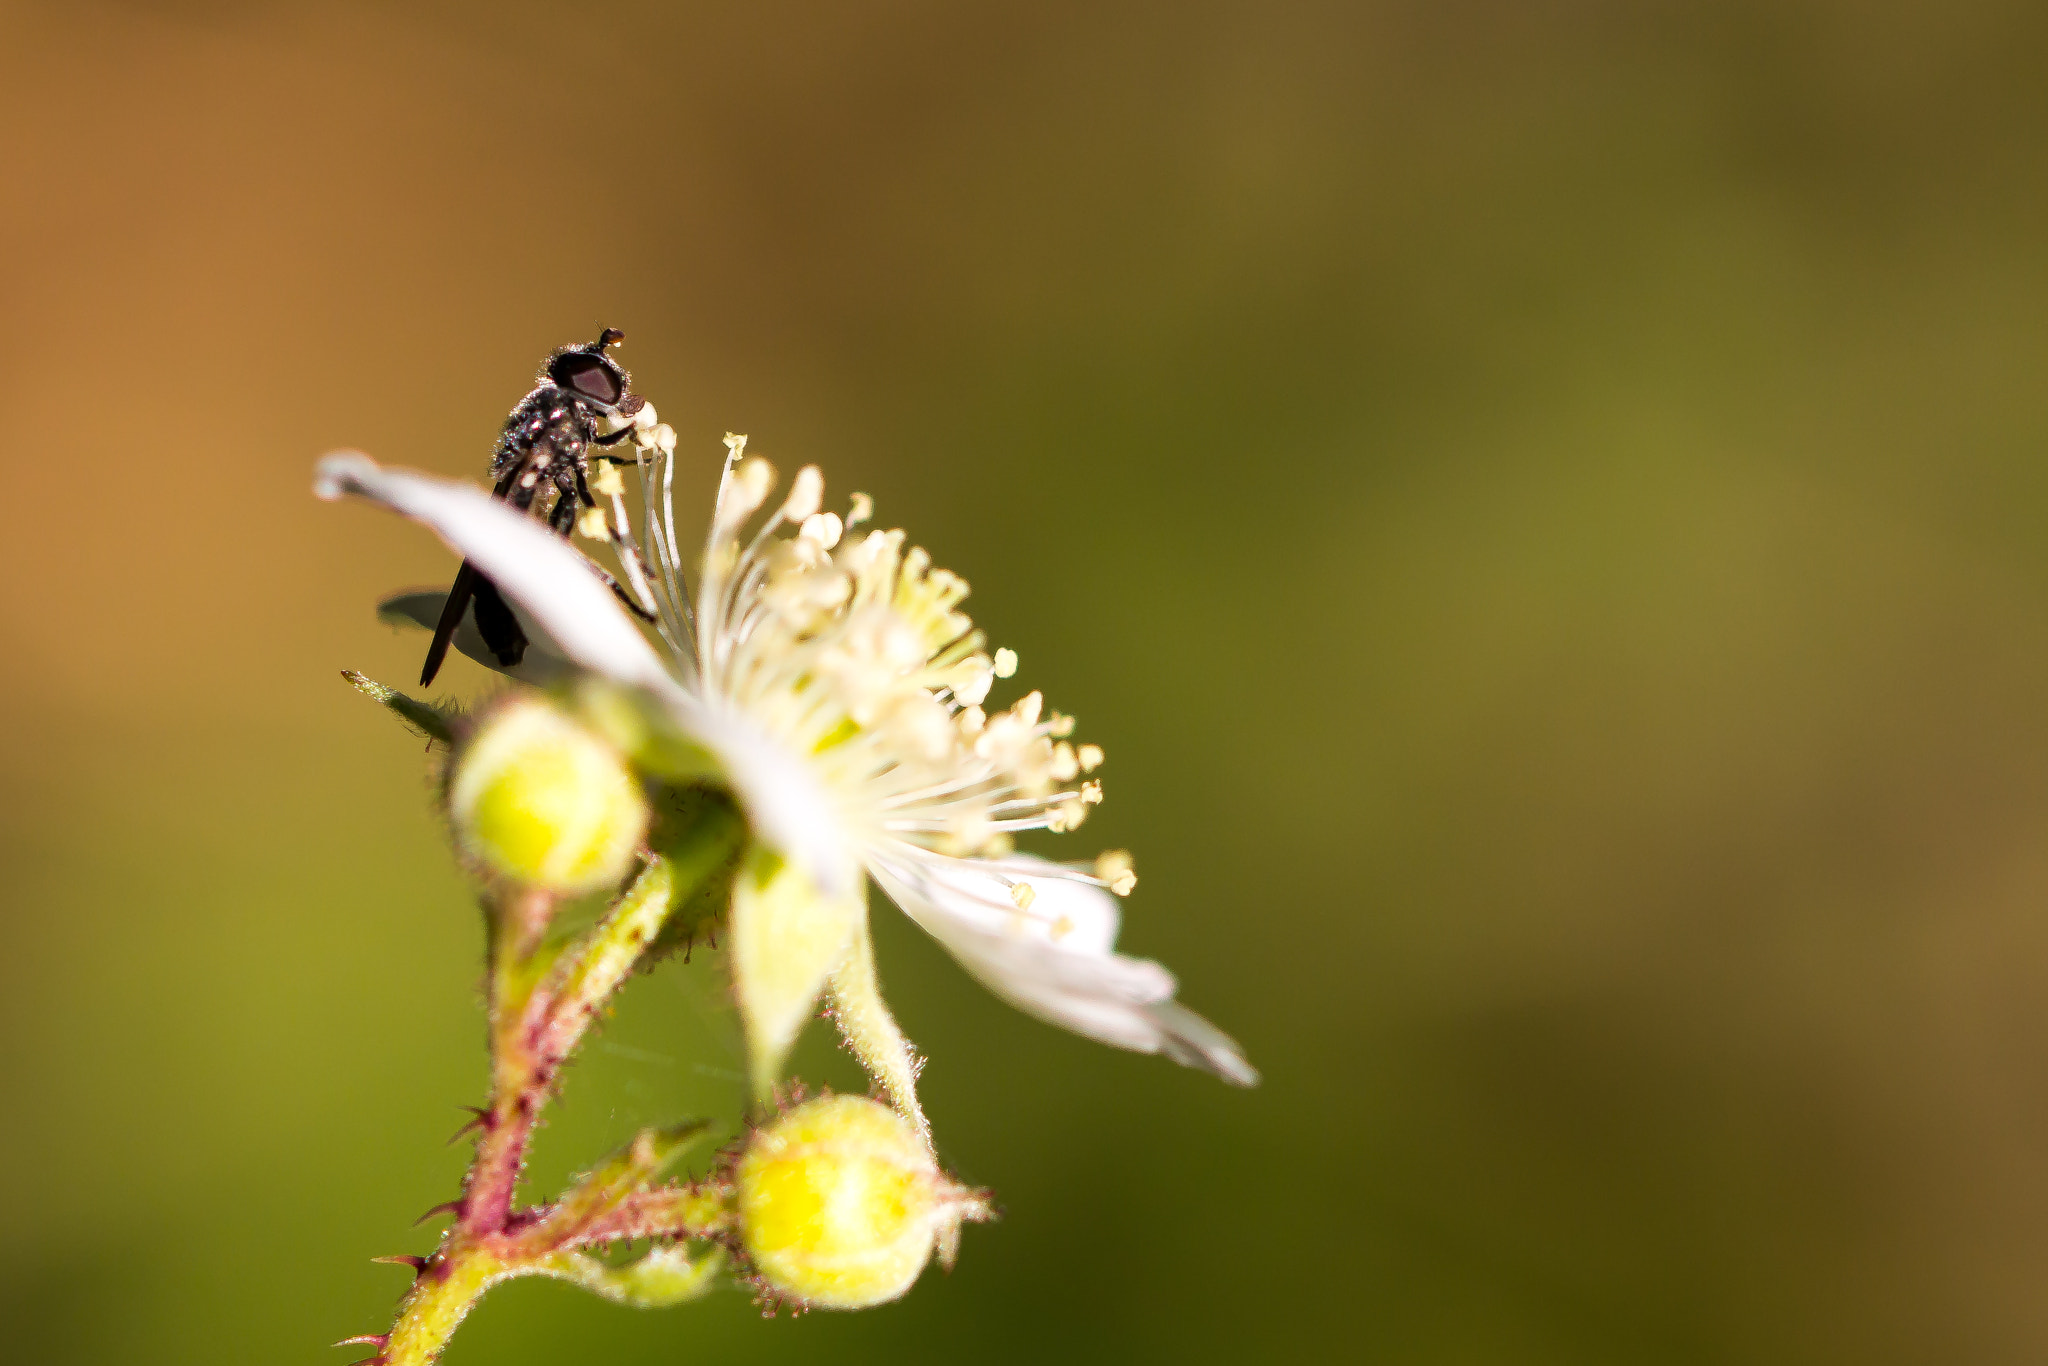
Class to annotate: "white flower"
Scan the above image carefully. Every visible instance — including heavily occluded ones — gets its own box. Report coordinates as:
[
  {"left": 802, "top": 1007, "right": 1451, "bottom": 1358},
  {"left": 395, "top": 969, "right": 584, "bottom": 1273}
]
[{"left": 316, "top": 434, "right": 1257, "bottom": 1134}]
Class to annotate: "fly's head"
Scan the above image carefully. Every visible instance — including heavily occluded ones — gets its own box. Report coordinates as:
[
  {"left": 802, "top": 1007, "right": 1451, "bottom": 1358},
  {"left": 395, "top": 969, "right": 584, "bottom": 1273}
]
[{"left": 546, "top": 327, "right": 634, "bottom": 416}]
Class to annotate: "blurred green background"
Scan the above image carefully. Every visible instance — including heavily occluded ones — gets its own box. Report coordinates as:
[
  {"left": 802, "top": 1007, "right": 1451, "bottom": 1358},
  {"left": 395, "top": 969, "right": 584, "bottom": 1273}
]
[{"left": 8, "top": 1, "right": 2048, "bottom": 1361}]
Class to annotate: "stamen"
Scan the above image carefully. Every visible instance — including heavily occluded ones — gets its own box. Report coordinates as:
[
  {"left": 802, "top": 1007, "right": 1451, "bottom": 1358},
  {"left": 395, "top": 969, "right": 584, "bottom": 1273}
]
[
  {"left": 1049, "top": 743, "right": 1079, "bottom": 782},
  {"left": 782, "top": 466, "right": 823, "bottom": 522},
  {"left": 800, "top": 511, "right": 844, "bottom": 549},
  {"left": 1094, "top": 850, "right": 1136, "bottom": 895}
]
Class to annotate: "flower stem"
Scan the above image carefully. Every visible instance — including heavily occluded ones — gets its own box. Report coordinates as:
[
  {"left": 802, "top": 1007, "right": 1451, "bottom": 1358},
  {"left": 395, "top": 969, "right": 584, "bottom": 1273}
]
[{"left": 366, "top": 798, "right": 745, "bottom": 1366}]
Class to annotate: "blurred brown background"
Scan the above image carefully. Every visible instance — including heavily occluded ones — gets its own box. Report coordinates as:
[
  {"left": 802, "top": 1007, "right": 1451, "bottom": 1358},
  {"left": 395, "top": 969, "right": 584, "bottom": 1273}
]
[{"left": 7, "top": 1, "right": 2048, "bottom": 1361}]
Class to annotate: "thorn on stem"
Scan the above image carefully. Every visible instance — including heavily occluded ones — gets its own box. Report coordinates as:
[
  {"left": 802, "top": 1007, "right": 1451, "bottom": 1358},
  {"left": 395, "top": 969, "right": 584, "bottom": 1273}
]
[
  {"left": 413, "top": 1200, "right": 463, "bottom": 1226},
  {"left": 334, "top": 1335, "right": 389, "bottom": 1348},
  {"left": 371, "top": 1254, "right": 430, "bottom": 1276},
  {"left": 447, "top": 1106, "right": 489, "bottom": 1144}
]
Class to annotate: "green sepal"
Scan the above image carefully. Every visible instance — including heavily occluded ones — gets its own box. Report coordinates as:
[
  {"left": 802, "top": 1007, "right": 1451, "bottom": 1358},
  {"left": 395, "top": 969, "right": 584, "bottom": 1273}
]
[
  {"left": 523, "top": 1120, "right": 714, "bottom": 1248},
  {"left": 342, "top": 669, "right": 458, "bottom": 744},
  {"left": 645, "top": 784, "right": 744, "bottom": 959},
  {"left": 533, "top": 1244, "right": 727, "bottom": 1308}
]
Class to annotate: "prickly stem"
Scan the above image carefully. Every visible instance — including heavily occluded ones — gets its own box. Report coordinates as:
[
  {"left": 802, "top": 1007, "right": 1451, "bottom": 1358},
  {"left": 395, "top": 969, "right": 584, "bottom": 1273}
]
[{"left": 363, "top": 812, "right": 745, "bottom": 1364}]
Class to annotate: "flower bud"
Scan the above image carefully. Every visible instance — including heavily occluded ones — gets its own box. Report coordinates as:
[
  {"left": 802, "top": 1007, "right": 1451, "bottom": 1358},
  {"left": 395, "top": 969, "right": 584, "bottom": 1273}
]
[
  {"left": 735, "top": 1094, "right": 990, "bottom": 1309},
  {"left": 448, "top": 698, "right": 648, "bottom": 893}
]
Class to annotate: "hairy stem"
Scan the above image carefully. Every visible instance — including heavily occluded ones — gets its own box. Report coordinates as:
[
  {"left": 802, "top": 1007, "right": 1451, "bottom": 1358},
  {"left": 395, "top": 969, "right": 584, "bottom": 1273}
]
[{"left": 366, "top": 799, "right": 746, "bottom": 1366}]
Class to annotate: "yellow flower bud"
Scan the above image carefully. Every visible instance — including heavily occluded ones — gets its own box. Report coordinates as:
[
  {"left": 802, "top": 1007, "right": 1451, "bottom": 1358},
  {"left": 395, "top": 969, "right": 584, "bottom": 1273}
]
[
  {"left": 448, "top": 698, "right": 648, "bottom": 893},
  {"left": 736, "top": 1095, "right": 990, "bottom": 1309}
]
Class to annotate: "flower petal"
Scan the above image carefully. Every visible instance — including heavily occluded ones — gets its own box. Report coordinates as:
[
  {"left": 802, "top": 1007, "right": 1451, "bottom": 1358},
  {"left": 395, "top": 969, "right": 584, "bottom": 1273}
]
[
  {"left": 665, "top": 697, "right": 862, "bottom": 901},
  {"left": 315, "top": 452, "right": 672, "bottom": 690},
  {"left": 729, "top": 845, "right": 863, "bottom": 1100},
  {"left": 1141, "top": 1000, "right": 1261, "bottom": 1088},
  {"left": 825, "top": 919, "right": 929, "bottom": 1145},
  {"left": 377, "top": 590, "right": 577, "bottom": 685},
  {"left": 870, "top": 854, "right": 1258, "bottom": 1085}
]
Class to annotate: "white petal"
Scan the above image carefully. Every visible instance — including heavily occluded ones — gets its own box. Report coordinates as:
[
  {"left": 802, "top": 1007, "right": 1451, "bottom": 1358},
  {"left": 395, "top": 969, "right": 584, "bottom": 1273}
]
[
  {"left": 315, "top": 452, "right": 671, "bottom": 690},
  {"left": 728, "top": 845, "right": 863, "bottom": 1100},
  {"left": 377, "top": 590, "right": 577, "bottom": 686},
  {"left": 878, "top": 855, "right": 1168, "bottom": 1000},
  {"left": 658, "top": 694, "right": 862, "bottom": 901},
  {"left": 870, "top": 853, "right": 1258, "bottom": 1084},
  {"left": 1143, "top": 1000, "right": 1260, "bottom": 1087},
  {"left": 826, "top": 919, "right": 929, "bottom": 1145}
]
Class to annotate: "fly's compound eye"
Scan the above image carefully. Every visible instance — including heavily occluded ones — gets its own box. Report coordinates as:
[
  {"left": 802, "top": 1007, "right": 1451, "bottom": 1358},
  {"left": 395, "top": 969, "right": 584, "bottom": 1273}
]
[{"left": 550, "top": 352, "right": 625, "bottom": 407}]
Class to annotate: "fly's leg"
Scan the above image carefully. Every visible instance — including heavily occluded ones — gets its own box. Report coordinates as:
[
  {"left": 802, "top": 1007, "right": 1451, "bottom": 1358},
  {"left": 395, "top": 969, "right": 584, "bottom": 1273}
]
[
  {"left": 575, "top": 465, "right": 668, "bottom": 625},
  {"left": 552, "top": 485, "right": 655, "bottom": 626}
]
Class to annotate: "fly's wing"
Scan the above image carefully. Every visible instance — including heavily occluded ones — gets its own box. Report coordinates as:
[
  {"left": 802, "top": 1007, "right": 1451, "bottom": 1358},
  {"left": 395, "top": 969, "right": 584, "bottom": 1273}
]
[
  {"left": 421, "top": 560, "right": 481, "bottom": 687},
  {"left": 381, "top": 590, "right": 567, "bottom": 685},
  {"left": 469, "top": 574, "right": 529, "bottom": 667}
]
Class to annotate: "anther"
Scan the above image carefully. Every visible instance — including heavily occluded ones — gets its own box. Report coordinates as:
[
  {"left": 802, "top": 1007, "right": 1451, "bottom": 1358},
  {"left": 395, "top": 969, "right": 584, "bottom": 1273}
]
[
  {"left": 1094, "top": 850, "right": 1136, "bottom": 895},
  {"left": 800, "top": 511, "right": 844, "bottom": 549},
  {"left": 736, "top": 457, "right": 774, "bottom": 507},
  {"left": 993, "top": 648, "right": 1018, "bottom": 679},
  {"left": 783, "top": 466, "right": 824, "bottom": 521},
  {"left": 1078, "top": 743, "right": 1104, "bottom": 772},
  {"left": 1009, "top": 882, "right": 1037, "bottom": 912}
]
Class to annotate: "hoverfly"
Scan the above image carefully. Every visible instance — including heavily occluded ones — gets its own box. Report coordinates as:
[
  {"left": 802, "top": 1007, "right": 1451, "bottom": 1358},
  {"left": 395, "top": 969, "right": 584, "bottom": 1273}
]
[{"left": 420, "top": 329, "right": 659, "bottom": 687}]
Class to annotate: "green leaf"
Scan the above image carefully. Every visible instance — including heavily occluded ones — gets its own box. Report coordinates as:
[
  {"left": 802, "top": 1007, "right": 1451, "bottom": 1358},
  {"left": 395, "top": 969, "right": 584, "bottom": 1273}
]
[{"left": 342, "top": 670, "right": 458, "bottom": 744}]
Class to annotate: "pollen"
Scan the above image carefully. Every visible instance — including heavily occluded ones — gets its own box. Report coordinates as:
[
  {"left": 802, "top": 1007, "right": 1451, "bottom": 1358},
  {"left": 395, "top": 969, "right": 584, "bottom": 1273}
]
[
  {"left": 680, "top": 455, "right": 1127, "bottom": 902},
  {"left": 799, "top": 511, "right": 844, "bottom": 549},
  {"left": 576, "top": 508, "right": 611, "bottom": 540},
  {"left": 1094, "top": 850, "right": 1136, "bottom": 895},
  {"left": 1009, "top": 882, "right": 1036, "bottom": 911},
  {"left": 590, "top": 462, "right": 625, "bottom": 497},
  {"left": 778, "top": 466, "right": 821, "bottom": 522}
]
